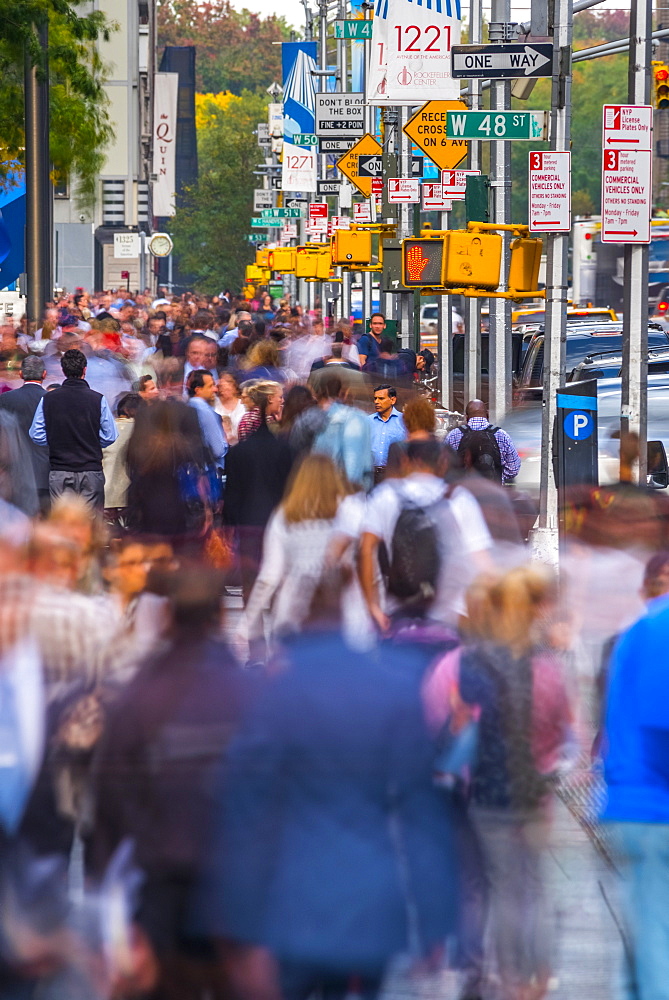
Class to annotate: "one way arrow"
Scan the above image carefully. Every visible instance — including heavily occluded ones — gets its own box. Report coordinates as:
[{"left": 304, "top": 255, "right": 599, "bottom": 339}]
[
  {"left": 607, "top": 137, "right": 640, "bottom": 144},
  {"left": 606, "top": 229, "right": 638, "bottom": 236}
]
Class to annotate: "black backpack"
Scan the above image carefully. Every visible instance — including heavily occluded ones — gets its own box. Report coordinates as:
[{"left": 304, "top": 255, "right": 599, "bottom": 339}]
[
  {"left": 457, "top": 424, "right": 503, "bottom": 482},
  {"left": 380, "top": 490, "right": 452, "bottom": 613}
]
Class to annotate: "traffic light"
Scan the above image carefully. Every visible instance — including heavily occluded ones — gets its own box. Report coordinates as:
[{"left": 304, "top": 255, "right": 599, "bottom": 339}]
[
  {"left": 508, "top": 237, "right": 542, "bottom": 293},
  {"left": 443, "top": 231, "right": 502, "bottom": 289},
  {"left": 331, "top": 229, "right": 372, "bottom": 266},
  {"left": 401, "top": 238, "right": 445, "bottom": 287},
  {"left": 268, "top": 248, "right": 296, "bottom": 272},
  {"left": 255, "top": 248, "right": 270, "bottom": 268},
  {"left": 245, "top": 264, "right": 269, "bottom": 283},
  {"left": 294, "top": 247, "right": 332, "bottom": 279},
  {"left": 654, "top": 61, "right": 669, "bottom": 109}
]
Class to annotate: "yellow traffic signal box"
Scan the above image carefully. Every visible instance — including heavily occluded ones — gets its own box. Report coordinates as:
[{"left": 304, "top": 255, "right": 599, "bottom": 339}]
[
  {"left": 443, "top": 231, "right": 502, "bottom": 289},
  {"left": 401, "top": 238, "right": 445, "bottom": 287},
  {"left": 268, "top": 248, "right": 296, "bottom": 272},
  {"left": 245, "top": 264, "right": 269, "bottom": 283},
  {"left": 654, "top": 61, "right": 669, "bottom": 109},
  {"left": 331, "top": 229, "right": 372, "bottom": 266},
  {"left": 508, "top": 237, "right": 542, "bottom": 293},
  {"left": 295, "top": 247, "right": 332, "bottom": 279},
  {"left": 255, "top": 248, "right": 270, "bottom": 267}
]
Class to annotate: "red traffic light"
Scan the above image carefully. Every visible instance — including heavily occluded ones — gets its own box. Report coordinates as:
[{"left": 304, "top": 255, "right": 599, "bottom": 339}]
[
  {"left": 659, "top": 301, "right": 668, "bottom": 312},
  {"left": 656, "top": 67, "right": 669, "bottom": 81}
]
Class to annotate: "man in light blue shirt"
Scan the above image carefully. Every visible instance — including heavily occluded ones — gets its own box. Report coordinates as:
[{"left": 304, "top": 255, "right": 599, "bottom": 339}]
[
  {"left": 186, "top": 369, "right": 228, "bottom": 470},
  {"left": 219, "top": 311, "right": 251, "bottom": 348},
  {"left": 368, "top": 384, "right": 406, "bottom": 475}
]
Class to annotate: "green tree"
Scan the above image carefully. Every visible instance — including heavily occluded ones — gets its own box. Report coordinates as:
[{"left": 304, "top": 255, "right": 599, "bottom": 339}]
[
  {"left": 170, "top": 90, "right": 268, "bottom": 293},
  {"left": 508, "top": 53, "right": 628, "bottom": 221},
  {"left": 157, "top": 1, "right": 293, "bottom": 95},
  {"left": 0, "top": 0, "right": 116, "bottom": 206}
]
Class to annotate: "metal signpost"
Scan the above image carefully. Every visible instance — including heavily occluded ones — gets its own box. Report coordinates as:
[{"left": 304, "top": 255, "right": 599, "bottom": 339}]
[
  {"left": 620, "top": 2, "right": 653, "bottom": 486},
  {"left": 534, "top": 0, "right": 573, "bottom": 564},
  {"left": 463, "top": 0, "right": 482, "bottom": 407}
]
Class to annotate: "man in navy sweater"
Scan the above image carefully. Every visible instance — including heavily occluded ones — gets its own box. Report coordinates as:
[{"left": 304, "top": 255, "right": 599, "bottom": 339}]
[{"left": 29, "top": 349, "right": 118, "bottom": 510}]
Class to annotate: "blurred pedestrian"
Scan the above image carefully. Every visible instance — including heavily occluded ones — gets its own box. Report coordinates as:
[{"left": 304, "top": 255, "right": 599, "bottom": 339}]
[
  {"left": 214, "top": 373, "right": 246, "bottom": 446},
  {"left": 244, "top": 454, "right": 349, "bottom": 659},
  {"left": 102, "top": 391, "right": 142, "bottom": 531},
  {"left": 199, "top": 570, "right": 457, "bottom": 1000},
  {"left": 237, "top": 381, "right": 283, "bottom": 443},
  {"left": 90, "top": 569, "right": 256, "bottom": 1000},
  {"left": 187, "top": 370, "right": 228, "bottom": 473},
  {"left": 0, "top": 355, "right": 50, "bottom": 513},
  {"left": 426, "top": 565, "right": 572, "bottom": 1000}
]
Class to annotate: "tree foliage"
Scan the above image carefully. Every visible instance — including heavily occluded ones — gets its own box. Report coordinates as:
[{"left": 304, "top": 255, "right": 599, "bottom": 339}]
[
  {"left": 0, "top": 0, "right": 116, "bottom": 206},
  {"left": 508, "top": 10, "right": 631, "bottom": 221},
  {"left": 157, "top": 1, "right": 293, "bottom": 95},
  {"left": 170, "top": 90, "right": 268, "bottom": 293}
]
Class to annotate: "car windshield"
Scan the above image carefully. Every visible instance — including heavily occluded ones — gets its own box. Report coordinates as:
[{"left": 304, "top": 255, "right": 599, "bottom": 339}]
[
  {"left": 566, "top": 311, "right": 615, "bottom": 323},
  {"left": 422, "top": 306, "right": 438, "bottom": 320}
]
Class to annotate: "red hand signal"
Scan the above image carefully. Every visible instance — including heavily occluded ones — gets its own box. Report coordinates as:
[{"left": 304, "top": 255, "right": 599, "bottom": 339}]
[{"left": 406, "top": 244, "right": 430, "bottom": 281}]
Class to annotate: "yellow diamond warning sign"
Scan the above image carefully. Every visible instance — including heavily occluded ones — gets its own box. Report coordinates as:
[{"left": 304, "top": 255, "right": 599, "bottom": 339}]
[
  {"left": 337, "top": 133, "right": 383, "bottom": 198},
  {"left": 403, "top": 101, "right": 468, "bottom": 172}
]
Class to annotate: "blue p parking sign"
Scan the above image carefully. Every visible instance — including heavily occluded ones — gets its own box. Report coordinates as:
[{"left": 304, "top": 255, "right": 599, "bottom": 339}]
[{"left": 563, "top": 409, "right": 594, "bottom": 441}]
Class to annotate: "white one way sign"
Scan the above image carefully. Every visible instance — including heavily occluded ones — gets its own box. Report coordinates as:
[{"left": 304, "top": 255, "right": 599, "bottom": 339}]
[{"left": 450, "top": 43, "right": 553, "bottom": 79}]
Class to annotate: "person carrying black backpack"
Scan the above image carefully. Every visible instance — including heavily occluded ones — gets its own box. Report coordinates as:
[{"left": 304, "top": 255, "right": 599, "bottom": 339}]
[{"left": 446, "top": 399, "right": 521, "bottom": 484}]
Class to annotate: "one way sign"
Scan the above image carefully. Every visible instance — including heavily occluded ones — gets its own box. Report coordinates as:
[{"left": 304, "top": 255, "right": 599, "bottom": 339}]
[{"left": 451, "top": 43, "right": 553, "bottom": 79}]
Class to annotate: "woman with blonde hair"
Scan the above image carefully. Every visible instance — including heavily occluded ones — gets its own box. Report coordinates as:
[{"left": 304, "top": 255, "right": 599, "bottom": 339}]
[
  {"left": 241, "top": 338, "right": 286, "bottom": 382},
  {"left": 424, "top": 564, "right": 573, "bottom": 1000},
  {"left": 237, "top": 380, "right": 283, "bottom": 441},
  {"left": 244, "top": 454, "right": 350, "bottom": 654}
]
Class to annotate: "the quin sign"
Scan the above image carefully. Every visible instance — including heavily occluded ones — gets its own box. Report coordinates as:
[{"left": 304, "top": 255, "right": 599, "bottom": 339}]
[
  {"left": 368, "top": 0, "right": 462, "bottom": 105},
  {"left": 564, "top": 410, "right": 594, "bottom": 441}
]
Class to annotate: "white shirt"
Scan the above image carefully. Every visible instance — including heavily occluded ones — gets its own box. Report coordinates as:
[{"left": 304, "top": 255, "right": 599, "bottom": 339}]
[
  {"left": 213, "top": 398, "right": 246, "bottom": 439},
  {"left": 365, "top": 473, "right": 492, "bottom": 621}
]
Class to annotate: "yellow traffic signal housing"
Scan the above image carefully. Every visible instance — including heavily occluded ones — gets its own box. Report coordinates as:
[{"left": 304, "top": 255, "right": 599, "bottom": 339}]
[
  {"left": 401, "top": 238, "right": 445, "bottom": 287},
  {"left": 332, "top": 229, "right": 373, "bottom": 266},
  {"left": 443, "top": 231, "right": 502, "bottom": 290},
  {"left": 255, "top": 248, "right": 270, "bottom": 268},
  {"left": 653, "top": 61, "right": 669, "bottom": 109},
  {"left": 294, "top": 247, "right": 332, "bottom": 279},
  {"left": 508, "top": 237, "right": 542, "bottom": 293},
  {"left": 268, "top": 248, "right": 296, "bottom": 272},
  {"left": 245, "top": 264, "right": 270, "bottom": 283}
]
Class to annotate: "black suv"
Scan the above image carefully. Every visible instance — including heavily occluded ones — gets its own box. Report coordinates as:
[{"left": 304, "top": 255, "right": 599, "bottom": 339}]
[{"left": 518, "top": 323, "right": 669, "bottom": 401}]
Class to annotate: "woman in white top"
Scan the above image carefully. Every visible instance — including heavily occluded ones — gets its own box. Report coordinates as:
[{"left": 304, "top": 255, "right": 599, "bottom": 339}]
[
  {"left": 245, "top": 454, "right": 349, "bottom": 655},
  {"left": 214, "top": 372, "right": 246, "bottom": 445}
]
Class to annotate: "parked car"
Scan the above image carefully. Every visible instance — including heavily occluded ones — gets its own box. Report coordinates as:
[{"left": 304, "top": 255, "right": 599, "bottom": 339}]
[
  {"left": 503, "top": 375, "right": 669, "bottom": 498},
  {"left": 517, "top": 324, "right": 669, "bottom": 401}
]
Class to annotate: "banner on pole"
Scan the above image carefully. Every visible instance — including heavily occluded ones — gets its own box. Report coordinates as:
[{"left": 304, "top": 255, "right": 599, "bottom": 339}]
[
  {"left": 152, "top": 72, "right": 179, "bottom": 217},
  {"left": 374, "top": 0, "right": 462, "bottom": 105},
  {"left": 282, "top": 42, "right": 318, "bottom": 193}
]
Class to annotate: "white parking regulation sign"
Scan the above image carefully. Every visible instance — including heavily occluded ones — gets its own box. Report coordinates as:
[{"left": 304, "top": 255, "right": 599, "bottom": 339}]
[
  {"left": 387, "top": 178, "right": 420, "bottom": 203},
  {"left": 601, "top": 148, "right": 652, "bottom": 244},
  {"left": 603, "top": 104, "right": 653, "bottom": 150},
  {"left": 440, "top": 168, "right": 481, "bottom": 200},
  {"left": 529, "top": 150, "right": 571, "bottom": 232},
  {"left": 421, "top": 183, "right": 452, "bottom": 212}
]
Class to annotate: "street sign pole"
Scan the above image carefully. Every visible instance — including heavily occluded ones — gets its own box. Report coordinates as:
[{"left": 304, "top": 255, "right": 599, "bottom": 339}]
[
  {"left": 438, "top": 208, "right": 453, "bottom": 409},
  {"left": 487, "top": 6, "right": 512, "bottom": 425},
  {"left": 533, "top": 0, "right": 572, "bottom": 564},
  {"left": 464, "top": 0, "right": 483, "bottom": 405},
  {"left": 337, "top": 0, "right": 351, "bottom": 324},
  {"left": 381, "top": 108, "right": 398, "bottom": 326},
  {"left": 318, "top": 0, "right": 328, "bottom": 321},
  {"left": 398, "top": 105, "right": 413, "bottom": 349},
  {"left": 362, "top": 5, "right": 373, "bottom": 329},
  {"left": 621, "top": 0, "right": 652, "bottom": 485}
]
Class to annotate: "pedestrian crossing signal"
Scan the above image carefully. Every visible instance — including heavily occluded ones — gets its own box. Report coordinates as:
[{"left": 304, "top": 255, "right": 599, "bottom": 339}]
[
  {"left": 401, "top": 239, "right": 445, "bottom": 287},
  {"left": 654, "top": 61, "right": 669, "bottom": 109}
]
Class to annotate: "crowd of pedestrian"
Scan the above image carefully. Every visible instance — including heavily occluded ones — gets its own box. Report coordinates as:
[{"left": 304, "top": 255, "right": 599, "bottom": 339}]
[{"left": 0, "top": 285, "right": 665, "bottom": 1000}]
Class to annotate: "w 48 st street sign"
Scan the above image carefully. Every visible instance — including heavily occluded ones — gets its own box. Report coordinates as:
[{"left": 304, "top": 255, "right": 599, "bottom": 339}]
[{"left": 451, "top": 44, "right": 553, "bottom": 79}]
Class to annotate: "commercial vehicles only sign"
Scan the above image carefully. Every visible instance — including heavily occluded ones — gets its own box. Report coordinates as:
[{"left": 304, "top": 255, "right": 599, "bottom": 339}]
[
  {"left": 601, "top": 149, "right": 652, "bottom": 244},
  {"left": 529, "top": 150, "right": 571, "bottom": 233},
  {"left": 601, "top": 105, "right": 652, "bottom": 244}
]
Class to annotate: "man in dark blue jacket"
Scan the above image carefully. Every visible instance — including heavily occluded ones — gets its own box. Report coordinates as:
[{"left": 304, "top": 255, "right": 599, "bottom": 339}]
[
  {"left": 29, "top": 348, "right": 117, "bottom": 509},
  {"left": 0, "top": 355, "right": 50, "bottom": 512}
]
